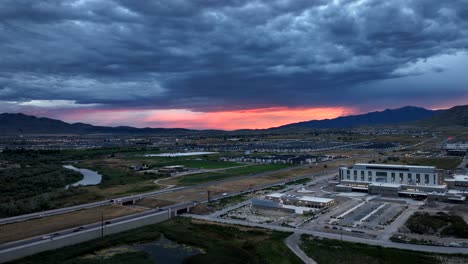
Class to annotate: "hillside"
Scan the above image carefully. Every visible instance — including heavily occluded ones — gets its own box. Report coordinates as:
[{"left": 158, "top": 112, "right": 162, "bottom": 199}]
[
  {"left": 276, "top": 106, "right": 439, "bottom": 129},
  {"left": 0, "top": 113, "right": 196, "bottom": 135},
  {"left": 419, "top": 105, "right": 468, "bottom": 127}
]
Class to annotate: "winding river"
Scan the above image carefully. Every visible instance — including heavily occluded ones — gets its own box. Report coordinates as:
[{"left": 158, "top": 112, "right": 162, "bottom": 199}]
[{"left": 64, "top": 165, "right": 102, "bottom": 188}]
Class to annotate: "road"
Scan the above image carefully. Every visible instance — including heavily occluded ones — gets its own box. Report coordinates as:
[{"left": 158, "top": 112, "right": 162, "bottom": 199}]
[
  {"left": 457, "top": 156, "right": 468, "bottom": 170},
  {"left": 0, "top": 163, "right": 321, "bottom": 225},
  {"left": 285, "top": 233, "right": 317, "bottom": 264},
  {"left": 0, "top": 186, "right": 186, "bottom": 225},
  {"left": 186, "top": 214, "right": 468, "bottom": 254},
  {"left": 0, "top": 201, "right": 193, "bottom": 251},
  {"left": 0, "top": 168, "right": 338, "bottom": 251}
]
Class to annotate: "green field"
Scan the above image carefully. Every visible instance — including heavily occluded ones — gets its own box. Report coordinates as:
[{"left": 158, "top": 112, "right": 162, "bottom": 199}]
[
  {"left": 400, "top": 157, "right": 462, "bottom": 170},
  {"left": 176, "top": 164, "right": 290, "bottom": 185},
  {"left": 154, "top": 159, "right": 240, "bottom": 169},
  {"left": 124, "top": 154, "right": 241, "bottom": 169},
  {"left": 300, "top": 235, "right": 468, "bottom": 264},
  {"left": 9, "top": 217, "right": 301, "bottom": 264}
]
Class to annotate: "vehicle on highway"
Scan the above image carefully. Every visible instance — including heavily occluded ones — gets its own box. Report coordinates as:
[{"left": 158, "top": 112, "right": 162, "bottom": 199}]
[
  {"left": 41, "top": 235, "right": 51, "bottom": 240},
  {"left": 53, "top": 233, "right": 60, "bottom": 237},
  {"left": 104, "top": 221, "right": 111, "bottom": 225},
  {"left": 72, "top": 226, "right": 85, "bottom": 232}
]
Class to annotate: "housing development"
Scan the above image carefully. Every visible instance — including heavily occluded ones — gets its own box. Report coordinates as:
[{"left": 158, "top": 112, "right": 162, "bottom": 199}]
[
  {"left": 1, "top": 113, "right": 468, "bottom": 264},
  {"left": 2, "top": 1, "right": 468, "bottom": 263}
]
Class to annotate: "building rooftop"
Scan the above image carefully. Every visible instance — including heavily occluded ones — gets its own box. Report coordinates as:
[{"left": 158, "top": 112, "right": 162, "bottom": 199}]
[
  {"left": 452, "top": 175, "right": 468, "bottom": 181},
  {"left": 296, "top": 196, "right": 334, "bottom": 203},
  {"left": 266, "top": 193, "right": 283, "bottom": 198},
  {"left": 354, "top": 163, "right": 436, "bottom": 169},
  {"left": 266, "top": 193, "right": 334, "bottom": 203}
]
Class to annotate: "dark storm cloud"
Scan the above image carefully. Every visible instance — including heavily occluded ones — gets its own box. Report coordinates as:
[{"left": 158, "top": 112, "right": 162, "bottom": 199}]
[{"left": 0, "top": 0, "right": 467, "bottom": 111}]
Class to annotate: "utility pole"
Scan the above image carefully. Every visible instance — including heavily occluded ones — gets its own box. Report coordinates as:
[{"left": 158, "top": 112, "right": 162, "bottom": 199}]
[
  {"left": 101, "top": 211, "right": 104, "bottom": 239},
  {"left": 207, "top": 190, "right": 211, "bottom": 202}
]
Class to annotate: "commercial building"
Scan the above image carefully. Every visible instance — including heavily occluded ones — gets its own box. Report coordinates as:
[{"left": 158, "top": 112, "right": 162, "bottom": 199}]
[
  {"left": 265, "top": 193, "right": 335, "bottom": 209},
  {"left": 445, "top": 175, "right": 468, "bottom": 191},
  {"left": 444, "top": 142, "right": 468, "bottom": 156},
  {"left": 336, "top": 163, "right": 447, "bottom": 198},
  {"left": 252, "top": 193, "right": 335, "bottom": 214}
]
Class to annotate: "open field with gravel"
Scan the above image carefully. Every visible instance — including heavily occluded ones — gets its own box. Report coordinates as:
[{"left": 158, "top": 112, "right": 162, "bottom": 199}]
[{"left": 153, "top": 158, "right": 367, "bottom": 203}]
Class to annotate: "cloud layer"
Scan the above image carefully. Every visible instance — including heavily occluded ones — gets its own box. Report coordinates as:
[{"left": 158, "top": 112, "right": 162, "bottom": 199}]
[{"left": 1, "top": 0, "right": 467, "bottom": 128}]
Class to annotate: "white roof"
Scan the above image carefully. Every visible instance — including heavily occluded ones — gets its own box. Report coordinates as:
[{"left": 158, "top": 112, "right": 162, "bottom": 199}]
[
  {"left": 266, "top": 193, "right": 334, "bottom": 203},
  {"left": 282, "top": 205, "right": 317, "bottom": 214},
  {"left": 266, "top": 193, "right": 283, "bottom": 198},
  {"left": 452, "top": 175, "right": 468, "bottom": 182},
  {"left": 296, "top": 196, "right": 334, "bottom": 203},
  {"left": 398, "top": 190, "right": 428, "bottom": 195}
]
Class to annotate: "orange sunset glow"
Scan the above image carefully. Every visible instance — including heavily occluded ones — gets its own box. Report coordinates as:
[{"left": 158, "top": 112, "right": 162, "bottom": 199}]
[{"left": 58, "top": 106, "right": 356, "bottom": 130}]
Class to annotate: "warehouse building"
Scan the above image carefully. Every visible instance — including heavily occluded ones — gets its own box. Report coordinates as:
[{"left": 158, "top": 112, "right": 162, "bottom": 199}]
[{"left": 252, "top": 193, "right": 335, "bottom": 214}]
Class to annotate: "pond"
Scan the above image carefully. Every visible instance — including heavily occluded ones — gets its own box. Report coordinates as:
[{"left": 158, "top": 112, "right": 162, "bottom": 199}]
[{"left": 64, "top": 165, "right": 102, "bottom": 188}]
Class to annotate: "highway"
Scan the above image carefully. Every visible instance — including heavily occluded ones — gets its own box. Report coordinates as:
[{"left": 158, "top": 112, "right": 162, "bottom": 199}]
[
  {"left": 0, "top": 160, "right": 339, "bottom": 225},
  {"left": 0, "top": 201, "right": 193, "bottom": 251},
  {"left": 3, "top": 161, "right": 465, "bottom": 257},
  {"left": 0, "top": 186, "right": 186, "bottom": 225},
  {"left": 0, "top": 168, "right": 338, "bottom": 252}
]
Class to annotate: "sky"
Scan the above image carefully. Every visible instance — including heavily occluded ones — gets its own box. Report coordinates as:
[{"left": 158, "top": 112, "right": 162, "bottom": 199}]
[{"left": 1, "top": 0, "right": 467, "bottom": 130}]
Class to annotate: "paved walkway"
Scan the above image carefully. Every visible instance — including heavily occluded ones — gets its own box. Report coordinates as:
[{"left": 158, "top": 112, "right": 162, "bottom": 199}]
[{"left": 285, "top": 233, "right": 317, "bottom": 264}]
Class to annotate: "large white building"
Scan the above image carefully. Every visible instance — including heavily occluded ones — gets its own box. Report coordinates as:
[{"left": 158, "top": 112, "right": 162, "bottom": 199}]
[
  {"left": 336, "top": 163, "right": 447, "bottom": 198},
  {"left": 339, "top": 163, "right": 440, "bottom": 185}
]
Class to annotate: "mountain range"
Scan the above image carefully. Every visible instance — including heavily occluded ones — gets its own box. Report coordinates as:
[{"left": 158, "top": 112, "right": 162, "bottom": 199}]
[
  {"left": 0, "top": 105, "right": 466, "bottom": 135},
  {"left": 276, "top": 106, "right": 439, "bottom": 129}
]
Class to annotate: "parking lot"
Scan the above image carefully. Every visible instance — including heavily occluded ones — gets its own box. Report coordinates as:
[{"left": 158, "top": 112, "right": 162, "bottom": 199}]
[{"left": 329, "top": 200, "right": 408, "bottom": 230}]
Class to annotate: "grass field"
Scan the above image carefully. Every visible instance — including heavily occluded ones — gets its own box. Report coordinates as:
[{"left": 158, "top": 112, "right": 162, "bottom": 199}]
[
  {"left": 141, "top": 158, "right": 240, "bottom": 169},
  {"left": 9, "top": 218, "right": 302, "bottom": 264},
  {"left": 175, "top": 164, "right": 290, "bottom": 185},
  {"left": 300, "top": 235, "right": 468, "bottom": 264},
  {"left": 0, "top": 205, "right": 145, "bottom": 244},
  {"left": 401, "top": 157, "right": 462, "bottom": 170},
  {"left": 155, "top": 158, "right": 366, "bottom": 203},
  {"left": 77, "top": 157, "right": 242, "bottom": 187}
]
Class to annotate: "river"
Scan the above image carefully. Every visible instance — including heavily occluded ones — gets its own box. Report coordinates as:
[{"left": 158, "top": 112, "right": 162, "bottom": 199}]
[{"left": 64, "top": 165, "right": 102, "bottom": 188}]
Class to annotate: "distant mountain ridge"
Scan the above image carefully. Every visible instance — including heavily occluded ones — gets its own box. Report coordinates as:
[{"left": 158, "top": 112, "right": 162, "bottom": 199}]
[
  {"left": 0, "top": 113, "right": 197, "bottom": 135},
  {"left": 275, "top": 106, "right": 440, "bottom": 129},
  {"left": 0, "top": 105, "right": 466, "bottom": 135}
]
